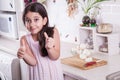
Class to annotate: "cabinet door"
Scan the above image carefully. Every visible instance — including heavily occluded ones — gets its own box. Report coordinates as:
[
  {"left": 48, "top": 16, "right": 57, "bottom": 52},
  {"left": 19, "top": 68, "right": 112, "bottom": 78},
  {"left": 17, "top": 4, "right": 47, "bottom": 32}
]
[
  {"left": 0, "top": 0, "right": 15, "bottom": 11},
  {"left": 95, "top": 33, "right": 120, "bottom": 55},
  {"left": 79, "top": 27, "right": 96, "bottom": 50},
  {"left": 64, "top": 74, "right": 78, "bottom": 80}
]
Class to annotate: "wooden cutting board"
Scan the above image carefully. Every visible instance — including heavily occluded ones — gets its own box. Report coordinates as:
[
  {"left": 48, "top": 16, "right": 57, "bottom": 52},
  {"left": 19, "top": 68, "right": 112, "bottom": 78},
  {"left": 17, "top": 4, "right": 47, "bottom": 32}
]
[{"left": 61, "top": 55, "right": 107, "bottom": 70}]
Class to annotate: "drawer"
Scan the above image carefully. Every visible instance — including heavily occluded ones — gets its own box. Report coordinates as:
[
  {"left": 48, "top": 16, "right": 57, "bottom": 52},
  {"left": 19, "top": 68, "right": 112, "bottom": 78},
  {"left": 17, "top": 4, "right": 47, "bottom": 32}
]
[
  {"left": 0, "top": 0, "right": 15, "bottom": 11},
  {"left": 106, "top": 71, "right": 120, "bottom": 80}
]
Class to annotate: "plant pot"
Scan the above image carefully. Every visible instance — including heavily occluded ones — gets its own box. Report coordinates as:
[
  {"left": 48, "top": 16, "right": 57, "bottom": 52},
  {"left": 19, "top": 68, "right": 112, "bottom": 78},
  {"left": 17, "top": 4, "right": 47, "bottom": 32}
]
[
  {"left": 82, "top": 15, "right": 90, "bottom": 27},
  {"left": 90, "top": 18, "right": 96, "bottom": 27}
]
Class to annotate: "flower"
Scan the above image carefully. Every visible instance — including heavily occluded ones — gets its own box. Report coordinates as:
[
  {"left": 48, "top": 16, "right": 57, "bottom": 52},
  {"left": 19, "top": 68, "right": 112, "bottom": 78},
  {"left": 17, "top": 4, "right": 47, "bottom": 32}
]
[
  {"left": 66, "top": 0, "right": 79, "bottom": 17},
  {"left": 37, "top": 0, "right": 47, "bottom": 3}
]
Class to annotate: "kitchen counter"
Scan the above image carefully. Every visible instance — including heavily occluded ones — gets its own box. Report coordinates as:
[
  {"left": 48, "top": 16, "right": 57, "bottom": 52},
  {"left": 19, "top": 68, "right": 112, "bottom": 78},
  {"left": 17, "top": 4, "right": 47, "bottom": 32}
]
[
  {"left": 60, "top": 42, "right": 120, "bottom": 80},
  {"left": 1, "top": 36, "right": 120, "bottom": 80},
  {"left": 0, "top": 36, "right": 19, "bottom": 56}
]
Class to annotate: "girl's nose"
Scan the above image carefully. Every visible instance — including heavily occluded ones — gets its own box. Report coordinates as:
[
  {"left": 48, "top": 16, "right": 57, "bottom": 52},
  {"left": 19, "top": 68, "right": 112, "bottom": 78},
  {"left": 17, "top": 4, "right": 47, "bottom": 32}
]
[{"left": 29, "top": 21, "right": 35, "bottom": 26}]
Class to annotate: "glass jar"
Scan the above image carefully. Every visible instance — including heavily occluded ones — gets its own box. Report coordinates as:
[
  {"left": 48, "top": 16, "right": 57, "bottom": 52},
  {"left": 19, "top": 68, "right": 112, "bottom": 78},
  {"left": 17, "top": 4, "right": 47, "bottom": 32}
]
[{"left": 97, "top": 23, "right": 113, "bottom": 34}]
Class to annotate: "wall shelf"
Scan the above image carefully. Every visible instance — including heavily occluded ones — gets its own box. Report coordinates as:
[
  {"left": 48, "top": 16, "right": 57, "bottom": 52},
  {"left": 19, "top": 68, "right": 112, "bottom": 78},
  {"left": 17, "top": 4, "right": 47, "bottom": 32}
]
[{"left": 79, "top": 26, "right": 120, "bottom": 55}]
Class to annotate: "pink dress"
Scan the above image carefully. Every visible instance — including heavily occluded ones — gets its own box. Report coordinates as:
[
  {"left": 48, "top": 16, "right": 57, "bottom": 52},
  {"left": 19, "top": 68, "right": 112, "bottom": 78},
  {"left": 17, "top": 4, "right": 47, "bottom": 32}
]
[{"left": 25, "top": 34, "right": 64, "bottom": 80}]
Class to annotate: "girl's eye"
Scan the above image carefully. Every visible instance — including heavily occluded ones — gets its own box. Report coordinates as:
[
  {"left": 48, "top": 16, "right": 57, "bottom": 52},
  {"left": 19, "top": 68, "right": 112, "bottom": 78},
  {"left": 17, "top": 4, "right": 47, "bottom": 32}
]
[
  {"left": 34, "top": 18, "right": 39, "bottom": 22},
  {"left": 25, "top": 19, "right": 31, "bottom": 23}
]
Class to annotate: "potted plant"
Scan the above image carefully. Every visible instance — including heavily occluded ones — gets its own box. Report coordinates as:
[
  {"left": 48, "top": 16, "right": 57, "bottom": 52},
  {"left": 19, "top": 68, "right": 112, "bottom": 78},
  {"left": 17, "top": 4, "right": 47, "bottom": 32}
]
[{"left": 78, "top": 0, "right": 110, "bottom": 27}]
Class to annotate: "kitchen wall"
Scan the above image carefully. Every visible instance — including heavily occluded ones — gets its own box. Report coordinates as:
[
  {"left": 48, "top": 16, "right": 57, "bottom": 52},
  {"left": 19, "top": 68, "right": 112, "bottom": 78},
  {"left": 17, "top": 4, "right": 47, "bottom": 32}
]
[{"left": 45, "top": 0, "right": 120, "bottom": 44}]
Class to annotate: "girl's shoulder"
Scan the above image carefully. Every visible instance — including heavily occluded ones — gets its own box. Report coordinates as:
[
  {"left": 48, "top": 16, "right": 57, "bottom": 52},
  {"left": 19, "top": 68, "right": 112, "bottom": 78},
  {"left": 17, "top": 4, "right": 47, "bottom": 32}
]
[
  {"left": 20, "top": 34, "right": 31, "bottom": 47},
  {"left": 20, "top": 34, "right": 30, "bottom": 44},
  {"left": 20, "top": 33, "right": 31, "bottom": 39},
  {"left": 53, "top": 27, "right": 59, "bottom": 34},
  {"left": 53, "top": 27, "right": 60, "bottom": 39},
  {"left": 20, "top": 35, "right": 26, "bottom": 41},
  {"left": 20, "top": 34, "right": 28, "bottom": 40},
  {"left": 53, "top": 27, "right": 58, "bottom": 32}
]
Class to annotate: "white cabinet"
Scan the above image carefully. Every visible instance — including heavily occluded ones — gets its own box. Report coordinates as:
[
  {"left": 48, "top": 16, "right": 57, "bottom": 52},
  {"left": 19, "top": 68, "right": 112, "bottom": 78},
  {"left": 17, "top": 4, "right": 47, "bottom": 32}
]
[
  {"left": 79, "top": 27, "right": 96, "bottom": 50},
  {"left": 0, "top": 0, "right": 24, "bottom": 12},
  {"left": 79, "top": 27, "right": 120, "bottom": 55},
  {"left": 64, "top": 74, "right": 77, "bottom": 80},
  {"left": 0, "top": 0, "right": 16, "bottom": 11},
  {"left": 0, "top": 0, "right": 25, "bottom": 39},
  {"left": 63, "top": 73, "right": 86, "bottom": 80}
]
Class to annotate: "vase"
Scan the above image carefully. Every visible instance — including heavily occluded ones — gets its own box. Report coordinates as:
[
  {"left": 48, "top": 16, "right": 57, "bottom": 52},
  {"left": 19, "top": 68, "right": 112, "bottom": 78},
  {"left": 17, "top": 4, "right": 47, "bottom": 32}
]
[
  {"left": 82, "top": 15, "right": 90, "bottom": 27},
  {"left": 90, "top": 18, "right": 96, "bottom": 27}
]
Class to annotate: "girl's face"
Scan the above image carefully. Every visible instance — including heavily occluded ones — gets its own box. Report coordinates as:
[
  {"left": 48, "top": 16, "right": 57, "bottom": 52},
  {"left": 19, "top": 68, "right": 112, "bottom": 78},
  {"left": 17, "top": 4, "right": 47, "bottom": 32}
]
[{"left": 25, "top": 11, "right": 47, "bottom": 35}]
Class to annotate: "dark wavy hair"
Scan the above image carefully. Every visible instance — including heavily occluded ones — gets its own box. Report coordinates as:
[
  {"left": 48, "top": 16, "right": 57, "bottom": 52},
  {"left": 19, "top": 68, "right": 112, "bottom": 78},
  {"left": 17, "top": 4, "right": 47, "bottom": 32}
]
[{"left": 22, "top": 2, "right": 54, "bottom": 57}]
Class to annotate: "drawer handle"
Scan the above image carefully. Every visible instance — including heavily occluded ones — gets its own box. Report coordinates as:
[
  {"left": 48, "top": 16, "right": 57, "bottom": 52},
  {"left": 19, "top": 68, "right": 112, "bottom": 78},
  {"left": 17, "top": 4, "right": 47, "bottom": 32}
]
[{"left": 9, "top": 3, "right": 13, "bottom": 8}]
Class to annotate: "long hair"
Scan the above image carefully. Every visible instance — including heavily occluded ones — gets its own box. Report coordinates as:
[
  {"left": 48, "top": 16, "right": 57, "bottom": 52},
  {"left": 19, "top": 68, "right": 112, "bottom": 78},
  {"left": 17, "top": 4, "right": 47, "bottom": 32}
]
[{"left": 22, "top": 2, "right": 54, "bottom": 57}]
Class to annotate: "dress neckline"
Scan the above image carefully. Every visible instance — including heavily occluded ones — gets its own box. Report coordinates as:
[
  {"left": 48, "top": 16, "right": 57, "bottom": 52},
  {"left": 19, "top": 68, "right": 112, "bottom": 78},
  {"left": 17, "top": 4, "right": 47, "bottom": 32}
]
[{"left": 29, "top": 34, "right": 39, "bottom": 44}]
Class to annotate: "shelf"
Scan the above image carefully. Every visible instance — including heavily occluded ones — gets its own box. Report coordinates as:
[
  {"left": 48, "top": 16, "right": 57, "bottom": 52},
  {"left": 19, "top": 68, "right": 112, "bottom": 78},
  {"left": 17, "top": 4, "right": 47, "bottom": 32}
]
[
  {"left": 95, "top": 32, "right": 118, "bottom": 37},
  {"left": 79, "top": 26, "right": 120, "bottom": 55},
  {"left": 79, "top": 26, "right": 96, "bottom": 30}
]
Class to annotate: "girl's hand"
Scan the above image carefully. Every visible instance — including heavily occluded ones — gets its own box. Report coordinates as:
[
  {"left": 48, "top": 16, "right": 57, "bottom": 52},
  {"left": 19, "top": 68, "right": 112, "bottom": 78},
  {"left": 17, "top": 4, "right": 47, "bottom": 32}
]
[
  {"left": 44, "top": 32, "right": 55, "bottom": 49},
  {"left": 17, "top": 39, "right": 26, "bottom": 59}
]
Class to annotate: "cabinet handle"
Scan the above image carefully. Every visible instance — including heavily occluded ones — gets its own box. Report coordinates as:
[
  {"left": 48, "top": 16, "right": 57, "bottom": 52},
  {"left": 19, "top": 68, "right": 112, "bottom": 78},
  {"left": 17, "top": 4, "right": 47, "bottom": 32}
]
[{"left": 9, "top": 3, "right": 13, "bottom": 8}]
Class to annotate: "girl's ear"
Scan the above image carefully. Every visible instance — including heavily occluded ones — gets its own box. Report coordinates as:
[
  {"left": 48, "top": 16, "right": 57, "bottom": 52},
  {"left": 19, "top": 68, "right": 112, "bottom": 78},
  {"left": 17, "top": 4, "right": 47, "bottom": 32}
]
[{"left": 43, "top": 17, "right": 47, "bottom": 25}]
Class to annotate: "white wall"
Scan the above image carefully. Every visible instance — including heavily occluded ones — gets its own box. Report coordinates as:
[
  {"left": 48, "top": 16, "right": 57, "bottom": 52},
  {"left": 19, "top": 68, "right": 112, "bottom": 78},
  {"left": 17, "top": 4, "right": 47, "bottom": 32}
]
[
  {"left": 101, "top": 2, "right": 120, "bottom": 32},
  {"left": 46, "top": 0, "right": 120, "bottom": 44}
]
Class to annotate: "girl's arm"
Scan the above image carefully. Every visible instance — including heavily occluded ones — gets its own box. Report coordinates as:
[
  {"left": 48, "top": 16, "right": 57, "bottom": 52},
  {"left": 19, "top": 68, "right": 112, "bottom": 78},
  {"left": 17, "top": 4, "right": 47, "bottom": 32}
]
[
  {"left": 17, "top": 36, "right": 37, "bottom": 66},
  {"left": 44, "top": 28, "right": 60, "bottom": 60}
]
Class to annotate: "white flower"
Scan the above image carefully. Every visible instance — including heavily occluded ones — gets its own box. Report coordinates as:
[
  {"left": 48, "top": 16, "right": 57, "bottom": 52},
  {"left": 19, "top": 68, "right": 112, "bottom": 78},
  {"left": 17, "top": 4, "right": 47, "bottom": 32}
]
[
  {"left": 80, "top": 43, "right": 87, "bottom": 49},
  {"left": 85, "top": 57, "right": 93, "bottom": 62},
  {"left": 79, "top": 54, "right": 87, "bottom": 59},
  {"left": 82, "top": 49, "right": 91, "bottom": 56}
]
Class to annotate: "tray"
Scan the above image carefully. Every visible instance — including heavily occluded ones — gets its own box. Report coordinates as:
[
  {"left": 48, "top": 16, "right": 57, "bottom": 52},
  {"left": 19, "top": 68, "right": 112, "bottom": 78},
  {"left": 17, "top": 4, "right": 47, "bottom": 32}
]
[{"left": 61, "top": 55, "right": 107, "bottom": 70}]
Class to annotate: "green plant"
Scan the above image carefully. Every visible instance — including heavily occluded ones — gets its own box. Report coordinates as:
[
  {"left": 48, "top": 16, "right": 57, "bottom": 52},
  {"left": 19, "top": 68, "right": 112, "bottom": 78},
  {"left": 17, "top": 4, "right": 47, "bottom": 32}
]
[
  {"left": 78, "top": 0, "right": 110, "bottom": 15},
  {"left": 37, "top": 0, "right": 47, "bottom": 3}
]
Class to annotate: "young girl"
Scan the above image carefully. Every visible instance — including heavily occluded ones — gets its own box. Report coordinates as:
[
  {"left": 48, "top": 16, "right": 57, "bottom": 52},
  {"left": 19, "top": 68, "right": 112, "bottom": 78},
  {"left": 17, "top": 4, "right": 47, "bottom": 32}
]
[{"left": 17, "top": 2, "right": 64, "bottom": 80}]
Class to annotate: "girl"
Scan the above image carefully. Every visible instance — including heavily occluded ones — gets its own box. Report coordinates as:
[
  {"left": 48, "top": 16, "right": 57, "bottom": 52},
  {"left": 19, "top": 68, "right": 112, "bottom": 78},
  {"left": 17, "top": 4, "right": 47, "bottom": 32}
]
[{"left": 17, "top": 2, "right": 64, "bottom": 80}]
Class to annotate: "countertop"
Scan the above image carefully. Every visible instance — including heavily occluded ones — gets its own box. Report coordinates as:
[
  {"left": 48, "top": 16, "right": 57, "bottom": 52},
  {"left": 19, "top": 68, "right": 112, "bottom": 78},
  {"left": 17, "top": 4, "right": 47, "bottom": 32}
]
[
  {"left": 0, "top": 36, "right": 120, "bottom": 80},
  {"left": 0, "top": 36, "right": 19, "bottom": 56},
  {"left": 60, "top": 42, "right": 120, "bottom": 80}
]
